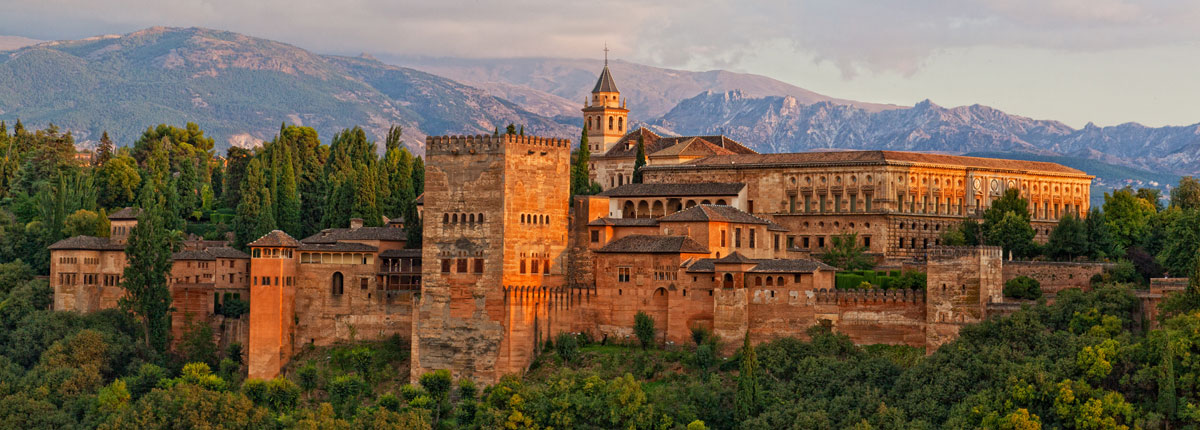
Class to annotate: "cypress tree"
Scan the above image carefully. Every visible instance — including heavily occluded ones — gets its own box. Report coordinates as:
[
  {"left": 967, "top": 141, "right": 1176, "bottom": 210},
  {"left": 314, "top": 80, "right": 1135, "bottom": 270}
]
[
  {"left": 276, "top": 148, "right": 302, "bottom": 236},
  {"left": 352, "top": 164, "right": 382, "bottom": 226},
  {"left": 735, "top": 332, "right": 761, "bottom": 421},
  {"left": 519, "top": 125, "right": 524, "bottom": 136},
  {"left": 120, "top": 199, "right": 175, "bottom": 356},
  {"left": 506, "top": 124, "right": 516, "bottom": 135},
  {"left": 412, "top": 157, "right": 425, "bottom": 198},
  {"left": 571, "top": 123, "right": 599, "bottom": 196},
  {"left": 96, "top": 131, "right": 114, "bottom": 166},
  {"left": 385, "top": 125, "right": 403, "bottom": 152},
  {"left": 632, "top": 134, "right": 647, "bottom": 184},
  {"left": 235, "top": 158, "right": 272, "bottom": 248}
]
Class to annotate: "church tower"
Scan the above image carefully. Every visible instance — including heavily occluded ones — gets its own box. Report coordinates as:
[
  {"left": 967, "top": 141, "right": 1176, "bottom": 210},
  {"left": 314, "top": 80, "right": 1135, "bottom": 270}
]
[{"left": 582, "top": 48, "right": 629, "bottom": 154}]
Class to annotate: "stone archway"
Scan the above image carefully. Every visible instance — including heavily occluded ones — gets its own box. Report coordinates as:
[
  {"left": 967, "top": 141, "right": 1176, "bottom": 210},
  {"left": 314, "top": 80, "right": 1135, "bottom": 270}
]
[
  {"left": 649, "top": 287, "right": 669, "bottom": 342},
  {"left": 667, "top": 199, "right": 683, "bottom": 214},
  {"left": 622, "top": 200, "right": 636, "bottom": 218},
  {"left": 651, "top": 201, "right": 665, "bottom": 218},
  {"left": 637, "top": 200, "right": 651, "bottom": 219}
]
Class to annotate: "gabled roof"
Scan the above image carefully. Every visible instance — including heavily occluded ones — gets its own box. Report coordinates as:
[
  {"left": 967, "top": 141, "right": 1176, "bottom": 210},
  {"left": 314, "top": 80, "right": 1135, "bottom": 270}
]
[
  {"left": 651, "top": 137, "right": 737, "bottom": 158},
  {"left": 592, "top": 65, "right": 619, "bottom": 93},
  {"left": 248, "top": 230, "right": 299, "bottom": 248},
  {"left": 714, "top": 252, "right": 756, "bottom": 264},
  {"left": 48, "top": 236, "right": 124, "bottom": 251},
  {"left": 298, "top": 242, "right": 378, "bottom": 252},
  {"left": 596, "top": 235, "right": 708, "bottom": 254},
  {"left": 598, "top": 128, "right": 756, "bottom": 160},
  {"left": 598, "top": 183, "right": 745, "bottom": 198},
  {"left": 659, "top": 205, "right": 772, "bottom": 226},
  {"left": 301, "top": 226, "right": 407, "bottom": 244},
  {"left": 108, "top": 207, "right": 142, "bottom": 220},
  {"left": 173, "top": 250, "right": 216, "bottom": 261},
  {"left": 646, "top": 150, "right": 1088, "bottom": 176},
  {"left": 685, "top": 257, "right": 835, "bottom": 273},
  {"left": 587, "top": 217, "right": 660, "bottom": 227},
  {"left": 205, "top": 247, "right": 250, "bottom": 259}
]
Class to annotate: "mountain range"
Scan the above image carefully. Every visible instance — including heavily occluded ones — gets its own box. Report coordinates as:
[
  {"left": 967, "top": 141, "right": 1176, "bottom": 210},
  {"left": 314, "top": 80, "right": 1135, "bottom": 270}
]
[{"left": 0, "top": 26, "right": 1196, "bottom": 182}]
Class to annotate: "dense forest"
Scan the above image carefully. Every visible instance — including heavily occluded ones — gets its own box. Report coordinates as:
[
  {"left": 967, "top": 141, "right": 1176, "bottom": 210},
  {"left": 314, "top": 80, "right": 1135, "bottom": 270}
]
[{"left": 3, "top": 120, "right": 1200, "bottom": 428}]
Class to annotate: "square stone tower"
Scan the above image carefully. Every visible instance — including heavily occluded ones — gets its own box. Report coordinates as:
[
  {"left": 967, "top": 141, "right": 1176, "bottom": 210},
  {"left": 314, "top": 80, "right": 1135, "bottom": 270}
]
[
  {"left": 924, "top": 246, "right": 1003, "bottom": 351},
  {"left": 412, "top": 134, "right": 571, "bottom": 384}
]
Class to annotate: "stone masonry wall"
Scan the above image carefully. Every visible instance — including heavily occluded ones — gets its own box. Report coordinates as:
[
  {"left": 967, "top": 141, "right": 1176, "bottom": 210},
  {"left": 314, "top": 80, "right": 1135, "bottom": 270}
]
[{"left": 1003, "top": 261, "right": 1108, "bottom": 296}]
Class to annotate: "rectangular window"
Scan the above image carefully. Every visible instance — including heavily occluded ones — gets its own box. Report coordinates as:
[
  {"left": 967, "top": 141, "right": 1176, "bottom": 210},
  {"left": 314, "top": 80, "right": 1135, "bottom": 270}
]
[
  {"left": 749, "top": 228, "right": 756, "bottom": 249},
  {"left": 786, "top": 235, "right": 795, "bottom": 249},
  {"left": 773, "top": 234, "right": 780, "bottom": 251},
  {"left": 473, "top": 258, "right": 484, "bottom": 273},
  {"left": 788, "top": 195, "right": 796, "bottom": 213},
  {"left": 441, "top": 259, "right": 451, "bottom": 273},
  {"left": 802, "top": 237, "right": 810, "bottom": 248},
  {"left": 863, "top": 236, "right": 871, "bottom": 248},
  {"left": 590, "top": 230, "right": 600, "bottom": 243},
  {"left": 819, "top": 194, "right": 827, "bottom": 212},
  {"left": 543, "top": 260, "right": 551, "bottom": 274},
  {"left": 748, "top": 200, "right": 754, "bottom": 213},
  {"left": 360, "top": 278, "right": 369, "bottom": 289},
  {"left": 849, "top": 194, "right": 857, "bottom": 212},
  {"left": 457, "top": 259, "right": 468, "bottom": 273},
  {"left": 520, "top": 260, "right": 527, "bottom": 274},
  {"left": 735, "top": 228, "right": 742, "bottom": 248},
  {"left": 720, "top": 230, "right": 727, "bottom": 247},
  {"left": 618, "top": 267, "right": 631, "bottom": 283},
  {"left": 833, "top": 193, "right": 841, "bottom": 212},
  {"left": 865, "top": 192, "right": 873, "bottom": 211},
  {"left": 531, "top": 260, "right": 540, "bottom": 274},
  {"left": 818, "top": 237, "right": 826, "bottom": 248}
]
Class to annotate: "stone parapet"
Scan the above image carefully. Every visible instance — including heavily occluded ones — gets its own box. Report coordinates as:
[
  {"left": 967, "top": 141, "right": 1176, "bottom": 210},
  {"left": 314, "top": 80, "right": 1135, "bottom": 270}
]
[{"left": 814, "top": 288, "right": 926, "bottom": 304}]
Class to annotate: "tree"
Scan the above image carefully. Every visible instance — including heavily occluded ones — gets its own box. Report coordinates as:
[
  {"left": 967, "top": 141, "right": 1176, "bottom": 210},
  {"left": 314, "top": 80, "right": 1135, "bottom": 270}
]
[
  {"left": 634, "top": 311, "right": 656, "bottom": 349},
  {"left": 275, "top": 148, "right": 302, "bottom": 236},
  {"left": 1086, "top": 209, "right": 1119, "bottom": 259},
  {"left": 1171, "top": 176, "right": 1200, "bottom": 210},
  {"left": 95, "top": 131, "right": 114, "bottom": 166},
  {"left": 119, "top": 190, "right": 176, "bottom": 355},
  {"left": 735, "top": 332, "right": 761, "bottom": 422},
  {"left": 1004, "top": 276, "right": 1042, "bottom": 300},
  {"left": 505, "top": 124, "right": 517, "bottom": 135},
  {"left": 632, "top": 134, "right": 647, "bottom": 184},
  {"left": 62, "top": 209, "right": 106, "bottom": 237},
  {"left": 1046, "top": 213, "right": 1088, "bottom": 260},
  {"left": 988, "top": 211, "right": 1037, "bottom": 258},
  {"left": 222, "top": 146, "right": 253, "bottom": 209},
  {"left": 384, "top": 125, "right": 403, "bottom": 152},
  {"left": 97, "top": 156, "right": 141, "bottom": 209},
  {"left": 571, "top": 123, "right": 601, "bottom": 196},
  {"left": 820, "top": 233, "right": 873, "bottom": 270},
  {"left": 419, "top": 370, "right": 453, "bottom": 426},
  {"left": 234, "top": 158, "right": 275, "bottom": 249},
  {"left": 1103, "top": 188, "right": 1156, "bottom": 252},
  {"left": 1157, "top": 208, "right": 1200, "bottom": 277}
]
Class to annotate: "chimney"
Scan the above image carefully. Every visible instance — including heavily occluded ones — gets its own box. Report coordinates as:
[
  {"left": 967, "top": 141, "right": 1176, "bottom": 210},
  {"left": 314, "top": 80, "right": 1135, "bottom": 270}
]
[{"left": 349, "top": 218, "right": 364, "bottom": 229}]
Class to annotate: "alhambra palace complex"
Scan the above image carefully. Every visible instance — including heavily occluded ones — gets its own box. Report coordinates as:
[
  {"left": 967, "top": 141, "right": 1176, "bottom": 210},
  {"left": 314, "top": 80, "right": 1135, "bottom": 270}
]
[{"left": 51, "top": 62, "right": 1167, "bottom": 385}]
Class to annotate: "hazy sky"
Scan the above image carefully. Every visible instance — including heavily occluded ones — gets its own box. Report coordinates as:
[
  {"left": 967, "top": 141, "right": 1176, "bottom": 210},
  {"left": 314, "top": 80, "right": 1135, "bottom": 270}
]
[{"left": 4, "top": 0, "right": 1199, "bottom": 127}]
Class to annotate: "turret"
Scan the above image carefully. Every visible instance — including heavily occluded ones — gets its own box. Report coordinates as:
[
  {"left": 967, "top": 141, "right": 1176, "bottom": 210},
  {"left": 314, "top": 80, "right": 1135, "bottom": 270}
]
[{"left": 582, "top": 47, "right": 630, "bottom": 154}]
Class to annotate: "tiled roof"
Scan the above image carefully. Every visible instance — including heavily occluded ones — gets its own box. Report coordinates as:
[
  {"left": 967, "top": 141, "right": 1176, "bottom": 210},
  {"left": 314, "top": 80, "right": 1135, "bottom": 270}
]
[
  {"left": 592, "top": 65, "right": 619, "bottom": 93},
  {"left": 297, "top": 242, "right": 378, "bottom": 252},
  {"left": 595, "top": 235, "right": 709, "bottom": 254},
  {"left": 205, "top": 247, "right": 250, "bottom": 259},
  {"left": 48, "top": 236, "right": 124, "bottom": 251},
  {"left": 659, "top": 205, "right": 774, "bottom": 226},
  {"left": 715, "top": 252, "right": 756, "bottom": 264},
  {"left": 587, "top": 217, "right": 660, "bottom": 227},
  {"left": 301, "top": 227, "right": 407, "bottom": 244},
  {"left": 108, "top": 207, "right": 142, "bottom": 220},
  {"left": 647, "top": 150, "right": 1087, "bottom": 176},
  {"left": 651, "top": 137, "right": 737, "bottom": 158},
  {"left": 172, "top": 250, "right": 215, "bottom": 261},
  {"left": 248, "top": 230, "right": 300, "bottom": 248},
  {"left": 415, "top": 193, "right": 423, "bottom": 205},
  {"left": 598, "top": 183, "right": 745, "bottom": 198},
  {"left": 686, "top": 257, "right": 835, "bottom": 273},
  {"left": 598, "top": 128, "right": 756, "bottom": 159},
  {"left": 380, "top": 249, "right": 422, "bottom": 258}
]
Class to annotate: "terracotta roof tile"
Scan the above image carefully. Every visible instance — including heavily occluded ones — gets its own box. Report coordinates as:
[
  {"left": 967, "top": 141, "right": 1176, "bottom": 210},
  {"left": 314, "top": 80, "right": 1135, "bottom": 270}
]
[
  {"left": 592, "top": 65, "right": 619, "bottom": 93},
  {"left": 646, "top": 150, "right": 1088, "bottom": 176},
  {"left": 686, "top": 258, "right": 835, "bottom": 273},
  {"left": 595, "top": 235, "right": 709, "bottom": 254},
  {"left": 380, "top": 249, "right": 422, "bottom": 258},
  {"left": 172, "top": 250, "right": 215, "bottom": 261},
  {"left": 301, "top": 226, "right": 407, "bottom": 244},
  {"left": 108, "top": 207, "right": 142, "bottom": 220},
  {"left": 658, "top": 205, "right": 776, "bottom": 227},
  {"left": 714, "top": 251, "right": 756, "bottom": 264},
  {"left": 598, "top": 183, "right": 745, "bottom": 198},
  {"left": 248, "top": 230, "right": 299, "bottom": 248},
  {"left": 598, "top": 128, "right": 756, "bottom": 159},
  {"left": 48, "top": 236, "right": 124, "bottom": 251},
  {"left": 297, "top": 242, "right": 378, "bottom": 252},
  {"left": 586, "top": 217, "right": 660, "bottom": 227},
  {"left": 205, "top": 247, "right": 250, "bottom": 259}
]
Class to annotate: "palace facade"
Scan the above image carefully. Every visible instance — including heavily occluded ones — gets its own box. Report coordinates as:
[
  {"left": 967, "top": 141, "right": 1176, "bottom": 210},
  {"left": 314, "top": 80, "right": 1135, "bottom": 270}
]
[{"left": 49, "top": 61, "right": 1107, "bottom": 385}]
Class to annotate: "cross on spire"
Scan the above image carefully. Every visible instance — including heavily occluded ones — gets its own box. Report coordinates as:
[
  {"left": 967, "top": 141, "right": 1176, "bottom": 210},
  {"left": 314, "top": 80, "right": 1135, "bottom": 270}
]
[{"left": 604, "top": 43, "right": 609, "bottom": 66}]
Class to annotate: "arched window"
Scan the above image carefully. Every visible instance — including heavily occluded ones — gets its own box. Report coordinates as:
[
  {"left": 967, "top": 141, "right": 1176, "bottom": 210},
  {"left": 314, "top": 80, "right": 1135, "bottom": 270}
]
[
  {"left": 443, "top": 213, "right": 449, "bottom": 224},
  {"left": 608, "top": 116, "right": 614, "bottom": 130},
  {"left": 618, "top": 117, "right": 623, "bottom": 131},
  {"left": 766, "top": 277, "right": 774, "bottom": 286},
  {"left": 754, "top": 277, "right": 763, "bottom": 286},
  {"left": 452, "top": 214, "right": 458, "bottom": 224},
  {"left": 478, "top": 213, "right": 484, "bottom": 223},
  {"left": 777, "top": 276, "right": 785, "bottom": 286},
  {"left": 331, "top": 272, "right": 344, "bottom": 296},
  {"left": 468, "top": 213, "right": 475, "bottom": 223},
  {"left": 723, "top": 273, "right": 734, "bottom": 288}
]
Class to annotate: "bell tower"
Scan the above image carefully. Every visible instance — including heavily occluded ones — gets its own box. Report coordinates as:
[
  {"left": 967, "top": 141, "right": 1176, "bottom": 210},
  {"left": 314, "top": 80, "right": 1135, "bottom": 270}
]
[{"left": 582, "top": 46, "right": 629, "bottom": 154}]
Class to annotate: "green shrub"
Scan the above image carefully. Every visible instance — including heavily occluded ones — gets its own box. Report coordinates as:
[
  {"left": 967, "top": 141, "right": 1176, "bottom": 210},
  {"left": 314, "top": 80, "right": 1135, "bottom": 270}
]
[
  {"left": 1004, "top": 276, "right": 1043, "bottom": 300},
  {"left": 634, "top": 311, "right": 656, "bottom": 349},
  {"left": 555, "top": 332, "right": 579, "bottom": 363}
]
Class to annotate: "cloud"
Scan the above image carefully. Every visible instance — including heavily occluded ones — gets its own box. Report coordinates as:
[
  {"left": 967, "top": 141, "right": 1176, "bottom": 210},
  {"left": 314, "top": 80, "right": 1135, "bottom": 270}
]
[{"left": 2, "top": 0, "right": 1198, "bottom": 77}]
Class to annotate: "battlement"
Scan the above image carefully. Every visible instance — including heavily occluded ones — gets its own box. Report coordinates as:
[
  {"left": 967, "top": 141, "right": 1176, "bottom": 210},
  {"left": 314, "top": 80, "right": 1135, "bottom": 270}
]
[
  {"left": 926, "top": 246, "right": 1002, "bottom": 261},
  {"left": 814, "top": 288, "right": 926, "bottom": 304},
  {"left": 425, "top": 134, "right": 572, "bottom": 156}
]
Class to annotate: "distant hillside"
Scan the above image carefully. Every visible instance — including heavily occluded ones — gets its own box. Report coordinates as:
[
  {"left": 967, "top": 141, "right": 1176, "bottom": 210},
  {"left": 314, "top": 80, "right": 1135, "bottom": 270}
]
[
  {"left": 390, "top": 56, "right": 901, "bottom": 120},
  {"left": 647, "top": 90, "right": 1200, "bottom": 175},
  {"left": 0, "top": 27, "right": 573, "bottom": 152},
  {"left": 0, "top": 35, "right": 40, "bottom": 51}
]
